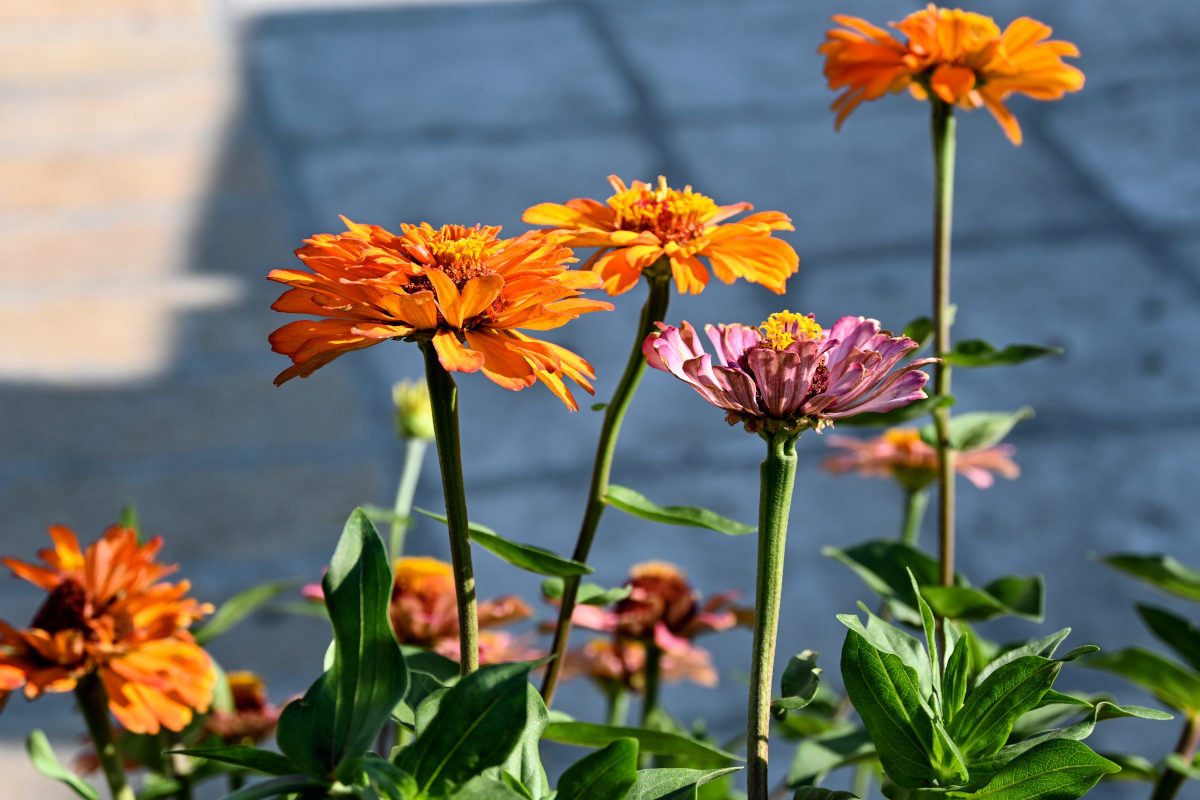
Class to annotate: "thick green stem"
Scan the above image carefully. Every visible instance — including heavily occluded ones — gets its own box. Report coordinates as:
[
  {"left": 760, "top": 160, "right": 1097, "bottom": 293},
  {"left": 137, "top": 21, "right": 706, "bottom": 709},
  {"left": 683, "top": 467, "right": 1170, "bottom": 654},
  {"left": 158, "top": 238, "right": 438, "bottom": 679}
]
[
  {"left": 420, "top": 341, "right": 479, "bottom": 675},
  {"left": 540, "top": 266, "right": 673, "bottom": 705},
  {"left": 747, "top": 432, "right": 800, "bottom": 800},
  {"left": 901, "top": 486, "right": 932, "bottom": 548},
  {"left": 930, "top": 99, "right": 957, "bottom": 591},
  {"left": 389, "top": 438, "right": 428, "bottom": 559},
  {"left": 1150, "top": 713, "right": 1200, "bottom": 800},
  {"left": 607, "top": 686, "right": 630, "bottom": 727},
  {"left": 641, "top": 642, "right": 662, "bottom": 728},
  {"left": 75, "top": 674, "right": 136, "bottom": 800}
]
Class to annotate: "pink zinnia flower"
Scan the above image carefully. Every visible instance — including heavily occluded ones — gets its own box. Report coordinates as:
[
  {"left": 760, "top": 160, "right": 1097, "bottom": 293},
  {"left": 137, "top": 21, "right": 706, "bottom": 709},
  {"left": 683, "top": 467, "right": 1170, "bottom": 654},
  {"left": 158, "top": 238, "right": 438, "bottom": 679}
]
[
  {"left": 643, "top": 311, "right": 936, "bottom": 434},
  {"left": 823, "top": 427, "right": 1020, "bottom": 490},
  {"left": 563, "top": 638, "right": 719, "bottom": 692}
]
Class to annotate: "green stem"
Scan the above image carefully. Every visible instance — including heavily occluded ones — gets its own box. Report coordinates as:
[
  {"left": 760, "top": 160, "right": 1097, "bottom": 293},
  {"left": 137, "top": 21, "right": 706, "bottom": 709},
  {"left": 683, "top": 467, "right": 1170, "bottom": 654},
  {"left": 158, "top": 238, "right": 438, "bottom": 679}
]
[
  {"left": 389, "top": 438, "right": 428, "bottom": 560},
  {"left": 420, "top": 340, "right": 479, "bottom": 675},
  {"left": 747, "top": 431, "right": 800, "bottom": 800},
  {"left": 74, "top": 674, "right": 136, "bottom": 800},
  {"left": 607, "top": 686, "right": 630, "bottom": 727},
  {"left": 228, "top": 771, "right": 246, "bottom": 792},
  {"left": 641, "top": 642, "right": 662, "bottom": 728},
  {"left": 852, "top": 762, "right": 872, "bottom": 800},
  {"left": 540, "top": 265, "right": 673, "bottom": 705},
  {"left": 930, "top": 99, "right": 957, "bottom": 591},
  {"left": 1150, "top": 713, "right": 1200, "bottom": 800},
  {"left": 901, "top": 486, "right": 932, "bottom": 548}
]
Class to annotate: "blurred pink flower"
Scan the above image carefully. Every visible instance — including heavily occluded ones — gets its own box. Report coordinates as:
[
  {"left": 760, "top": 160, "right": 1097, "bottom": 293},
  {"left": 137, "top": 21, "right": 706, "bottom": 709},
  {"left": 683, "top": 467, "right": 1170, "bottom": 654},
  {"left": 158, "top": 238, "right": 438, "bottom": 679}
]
[
  {"left": 644, "top": 312, "right": 935, "bottom": 434},
  {"left": 434, "top": 630, "right": 543, "bottom": 666},
  {"left": 823, "top": 427, "right": 1020, "bottom": 490},
  {"left": 563, "top": 638, "right": 718, "bottom": 692}
]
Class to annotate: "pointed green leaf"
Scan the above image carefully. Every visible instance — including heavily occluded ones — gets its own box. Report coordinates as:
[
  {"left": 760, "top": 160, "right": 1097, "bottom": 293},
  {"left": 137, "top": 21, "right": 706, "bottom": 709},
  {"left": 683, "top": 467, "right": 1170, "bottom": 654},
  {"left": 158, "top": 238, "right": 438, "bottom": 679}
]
[
  {"left": 921, "top": 581, "right": 1044, "bottom": 623},
  {"left": 219, "top": 775, "right": 331, "bottom": 800},
  {"left": 903, "top": 316, "right": 935, "bottom": 348},
  {"left": 491, "top": 683, "right": 550, "bottom": 799},
  {"left": 117, "top": 503, "right": 140, "bottom": 535},
  {"left": 402, "top": 646, "right": 460, "bottom": 713},
  {"left": 1137, "top": 604, "right": 1200, "bottom": 672},
  {"left": 170, "top": 745, "right": 296, "bottom": 776},
  {"left": 451, "top": 776, "right": 531, "bottom": 799},
  {"left": 948, "top": 655, "right": 1062, "bottom": 761},
  {"left": 542, "top": 578, "right": 632, "bottom": 606},
  {"left": 976, "top": 629, "right": 1073, "bottom": 686},
  {"left": 543, "top": 723, "right": 740, "bottom": 767},
  {"left": 786, "top": 727, "right": 874, "bottom": 787},
  {"left": 26, "top": 731, "right": 101, "bottom": 800},
  {"left": 920, "top": 408, "right": 1033, "bottom": 451},
  {"left": 838, "top": 607, "right": 932, "bottom": 698},
  {"left": 1101, "top": 553, "right": 1200, "bottom": 602},
  {"left": 832, "top": 394, "right": 954, "bottom": 428},
  {"left": 942, "top": 631, "right": 971, "bottom": 724},
  {"left": 556, "top": 738, "right": 638, "bottom": 800},
  {"left": 1083, "top": 647, "right": 1200, "bottom": 712},
  {"left": 396, "top": 662, "right": 533, "bottom": 797},
  {"left": 774, "top": 651, "right": 823, "bottom": 717},
  {"left": 625, "top": 767, "right": 742, "bottom": 800},
  {"left": 942, "top": 340, "right": 1062, "bottom": 368},
  {"left": 946, "top": 740, "right": 1118, "bottom": 799},
  {"left": 416, "top": 508, "right": 592, "bottom": 577},
  {"left": 276, "top": 509, "right": 409, "bottom": 776},
  {"left": 908, "top": 570, "right": 942, "bottom": 694},
  {"left": 193, "top": 580, "right": 301, "bottom": 645},
  {"left": 604, "top": 485, "right": 754, "bottom": 536},
  {"left": 1098, "top": 752, "right": 1159, "bottom": 781},
  {"left": 792, "top": 790, "right": 859, "bottom": 800}
]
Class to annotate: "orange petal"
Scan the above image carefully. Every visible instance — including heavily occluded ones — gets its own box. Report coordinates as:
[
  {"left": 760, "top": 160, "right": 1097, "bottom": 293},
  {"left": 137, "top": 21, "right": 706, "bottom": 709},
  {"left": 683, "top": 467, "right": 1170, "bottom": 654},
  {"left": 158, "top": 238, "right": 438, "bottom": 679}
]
[
  {"left": 432, "top": 331, "right": 485, "bottom": 374},
  {"left": 929, "top": 64, "right": 976, "bottom": 103},
  {"left": 460, "top": 274, "right": 505, "bottom": 321},
  {"left": 425, "top": 269, "right": 464, "bottom": 329},
  {"left": 464, "top": 331, "right": 537, "bottom": 391}
]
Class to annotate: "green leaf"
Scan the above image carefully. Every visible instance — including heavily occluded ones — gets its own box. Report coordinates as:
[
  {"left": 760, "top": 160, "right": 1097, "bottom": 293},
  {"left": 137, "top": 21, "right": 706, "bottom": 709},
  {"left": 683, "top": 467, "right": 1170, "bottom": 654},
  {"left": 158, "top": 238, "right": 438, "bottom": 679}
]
[
  {"left": 792, "top": 790, "right": 859, "bottom": 800},
  {"left": 920, "top": 408, "right": 1033, "bottom": 451},
  {"left": 947, "top": 655, "right": 1062, "bottom": 761},
  {"left": 402, "top": 646, "right": 460, "bottom": 713},
  {"left": 276, "top": 509, "right": 409, "bottom": 776},
  {"left": 592, "top": 403, "right": 608, "bottom": 412},
  {"left": 117, "top": 503, "right": 141, "bottom": 535},
  {"left": 396, "top": 662, "right": 534, "bottom": 797},
  {"left": 786, "top": 727, "right": 874, "bottom": 787},
  {"left": 1163, "top": 753, "right": 1200, "bottom": 780},
  {"left": 360, "top": 504, "right": 414, "bottom": 527},
  {"left": 1100, "top": 553, "right": 1200, "bottom": 602},
  {"left": 193, "top": 580, "right": 300, "bottom": 645},
  {"left": 542, "top": 578, "right": 632, "bottom": 606},
  {"left": 416, "top": 508, "right": 592, "bottom": 577},
  {"left": 543, "top": 723, "right": 741, "bottom": 768},
  {"left": 903, "top": 316, "right": 934, "bottom": 348},
  {"left": 773, "top": 651, "right": 823, "bottom": 717},
  {"left": 490, "top": 683, "right": 550, "bottom": 800},
  {"left": 837, "top": 606, "right": 932, "bottom": 697},
  {"left": 840, "top": 629, "right": 955, "bottom": 788},
  {"left": 219, "top": 775, "right": 331, "bottom": 800},
  {"left": 942, "top": 630, "right": 971, "bottom": 724},
  {"left": 1083, "top": 647, "right": 1200, "bottom": 712},
  {"left": 976, "top": 629, "right": 1073, "bottom": 686},
  {"left": 945, "top": 739, "right": 1118, "bottom": 799},
  {"left": 908, "top": 570, "right": 942, "bottom": 695},
  {"left": 170, "top": 746, "right": 296, "bottom": 776},
  {"left": 1098, "top": 752, "right": 1159, "bottom": 781},
  {"left": 604, "top": 485, "right": 754, "bottom": 536},
  {"left": 625, "top": 767, "right": 742, "bottom": 800},
  {"left": 1137, "top": 604, "right": 1200, "bottom": 672},
  {"left": 832, "top": 394, "right": 954, "bottom": 428},
  {"left": 942, "top": 340, "right": 1062, "bottom": 368},
  {"left": 361, "top": 753, "right": 419, "bottom": 799},
  {"left": 451, "top": 776, "right": 531, "bottom": 800},
  {"left": 556, "top": 738, "right": 638, "bottom": 800},
  {"left": 25, "top": 731, "right": 100, "bottom": 800}
]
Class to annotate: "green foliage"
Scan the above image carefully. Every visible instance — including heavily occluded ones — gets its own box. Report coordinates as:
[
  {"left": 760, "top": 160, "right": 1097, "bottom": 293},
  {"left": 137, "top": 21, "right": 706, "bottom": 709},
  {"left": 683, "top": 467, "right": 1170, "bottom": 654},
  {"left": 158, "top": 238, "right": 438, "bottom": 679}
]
[
  {"left": 416, "top": 508, "right": 592, "bottom": 576},
  {"left": 541, "top": 577, "right": 632, "bottom": 605},
  {"left": 543, "top": 722, "right": 741, "bottom": 767},
  {"left": 773, "top": 651, "right": 823, "bottom": 718},
  {"left": 170, "top": 746, "right": 296, "bottom": 776},
  {"left": 193, "top": 580, "right": 300, "bottom": 645},
  {"left": 1083, "top": 647, "right": 1200, "bottom": 713},
  {"left": 940, "top": 740, "right": 1118, "bottom": 799},
  {"left": 556, "top": 738, "right": 639, "bottom": 800},
  {"left": 793, "top": 790, "right": 860, "bottom": 800},
  {"left": 831, "top": 394, "right": 954, "bottom": 428},
  {"left": 787, "top": 727, "right": 875, "bottom": 787},
  {"left": 941, "top": 340, "right": 1062, "bottom": 368},
  {"left": 1100, "top": 553, "right": 1200, "bottom": 602},
  {"left": 26, "top": 730, "right": 101, "bottom": 800},
  {"left": 624, "top": 767, "right": 742, "bottom": 800},
  {"left": 605, "top": 484, "right": 754, "bottom": 535},
  {"left": 919, "top": 408, "right": 1033, "bottom": 452},
  {"left": 1136, "top": 604, "right": 1200, "bottom": 671}
]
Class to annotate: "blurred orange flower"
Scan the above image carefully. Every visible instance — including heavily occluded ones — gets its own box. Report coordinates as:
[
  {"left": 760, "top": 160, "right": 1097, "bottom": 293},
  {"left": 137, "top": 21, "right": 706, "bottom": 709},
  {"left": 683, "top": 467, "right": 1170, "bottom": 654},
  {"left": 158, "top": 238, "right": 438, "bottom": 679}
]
[
  {"left": 268, "top": 220, "right": 613, "bottom": 410},
  {"left": 523, "top": 176, "right": 798, "bottom": 296},
  {"left": 204, "top": 671, "right": 280, "bottom": 744},
  {"left": 820, "top": 5, "right": 1084, "bottom": 144},
  {"left": 0, "top": 526, "right": 215, "bottom": 734},
  {"left": 823, "top": 427, "right": 1019, "bottom": 490}
]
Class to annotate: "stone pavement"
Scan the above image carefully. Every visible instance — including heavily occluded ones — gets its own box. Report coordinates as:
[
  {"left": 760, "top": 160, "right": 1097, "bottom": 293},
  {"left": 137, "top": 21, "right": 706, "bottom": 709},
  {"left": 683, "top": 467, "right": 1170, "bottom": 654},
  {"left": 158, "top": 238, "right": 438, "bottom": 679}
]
[{"left": 0, "top": 0, "right": 1196, "bottom": 796}]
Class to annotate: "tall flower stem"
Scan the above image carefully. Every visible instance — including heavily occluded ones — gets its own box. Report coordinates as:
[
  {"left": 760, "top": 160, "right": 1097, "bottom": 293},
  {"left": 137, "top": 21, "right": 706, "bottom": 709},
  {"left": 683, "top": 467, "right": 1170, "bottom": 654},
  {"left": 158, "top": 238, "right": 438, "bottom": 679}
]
[
  {"left": 747, "top": 431, "right": 800, "bottom": 800},
  {"left": 540, "top": 264, "right": 673, "bottom": 705},
  {"left": 901, "top": 486, "right": 932, "bottom": 547},
  {"left": 1150, "top": 713, "right": 1200, "bottom": 800},
  {"left": 389, "top": 438, "right": 428, "bottom": 559},
  {"left": 419, "top": 340, "right": 479, "bottom": 675},
  {"left": 607, "top": 687, "right": 630, "bottom": 727},
  {"left": 930, "top": 98, "right": 958, "bottom": 590},
  {"left": 75, "top": 674, "right": 136, "bottom": 800},
  {"left": 641, "top": 642, "right": 662, "bottom": 728}
]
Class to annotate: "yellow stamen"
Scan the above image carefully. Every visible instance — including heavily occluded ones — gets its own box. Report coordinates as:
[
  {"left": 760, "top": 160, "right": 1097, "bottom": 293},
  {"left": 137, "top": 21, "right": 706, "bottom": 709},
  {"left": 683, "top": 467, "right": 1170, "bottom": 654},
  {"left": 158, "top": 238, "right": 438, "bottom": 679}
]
[
  {"left": 607, "top": 177, "right": 719, "bottom": 243},
  {"left": 394, "top": 556, "right": 455, "bottom": 595},
  {"left": 883, "top": 428, "right": 923, "bottom": 446},
  {"left": 426, "top": 226, "right": 501, "bottom": 271},
  {"left": 759, "top": 311, "right": 822, "bottom": 350}
]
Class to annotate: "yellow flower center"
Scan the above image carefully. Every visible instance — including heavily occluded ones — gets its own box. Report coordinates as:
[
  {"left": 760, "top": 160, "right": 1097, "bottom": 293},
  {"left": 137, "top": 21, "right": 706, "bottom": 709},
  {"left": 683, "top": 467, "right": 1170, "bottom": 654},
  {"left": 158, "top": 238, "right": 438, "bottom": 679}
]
[
  {"left": 423, "top": 225, "right": 502, "bottom": 282},
  {"left": 608, "top": 176, "right": 718, "bottom": 244},
  {"left": 394, "top": 556, "right": 455, "bottom": 597},
  {"left": 883, "top": 428, "right": 924, "bottom": 447},
  {"left": 759, "top": 311, "right": 823, "bottom": 351},
  {"left": 629, "top": 560, "right": 687, "bottom": 582}
]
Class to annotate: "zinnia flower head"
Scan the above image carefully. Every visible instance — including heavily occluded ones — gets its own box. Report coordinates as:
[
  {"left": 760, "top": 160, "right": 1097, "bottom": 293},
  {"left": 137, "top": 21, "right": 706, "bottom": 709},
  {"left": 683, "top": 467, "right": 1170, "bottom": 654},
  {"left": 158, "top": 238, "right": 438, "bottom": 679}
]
[
  {"left": 0, "top": 526, "right": 216, "bottom": 734},
  {"left": 822, "top": 427, "right": 1020, "bottom": 490},
  {"left": 204, "top": 671, "right": 280, "bottom": 744},
  {"left": 820, "top": 5, "right": 1084, "bottom": 144},
  {"left": 571, "top": 561, "right": 739, "bottom": 654},
  {"left": 563, "top": 638, "right": 718, "bottom": 692},
  {"left": 268, "top": 219, "right": 614, "bottom": 410},
  {"left": 644, "top": 311, "right": 936, "bottom": 435},
  {"left": 388, "top": 556, "right": 531, "bottom": 662},
  {"left": 523, "top": 175, "right": 799, "bottom": 296}
]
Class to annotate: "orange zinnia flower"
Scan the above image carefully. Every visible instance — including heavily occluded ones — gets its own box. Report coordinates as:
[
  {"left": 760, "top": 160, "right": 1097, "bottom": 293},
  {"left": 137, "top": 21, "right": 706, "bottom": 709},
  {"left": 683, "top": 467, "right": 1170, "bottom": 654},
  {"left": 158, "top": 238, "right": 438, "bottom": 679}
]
[
  {"left": 820, "top": 5, "right": 1084, "bottom": 144},
  {"left": 268, "top": 220, "right": 614, "bottom": 410},
  {"left": 0, "top": 526, "right": 216, "bottom": 734},
  {"left": 522, "top": 175, "right": 799, "bottom": 296}
]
